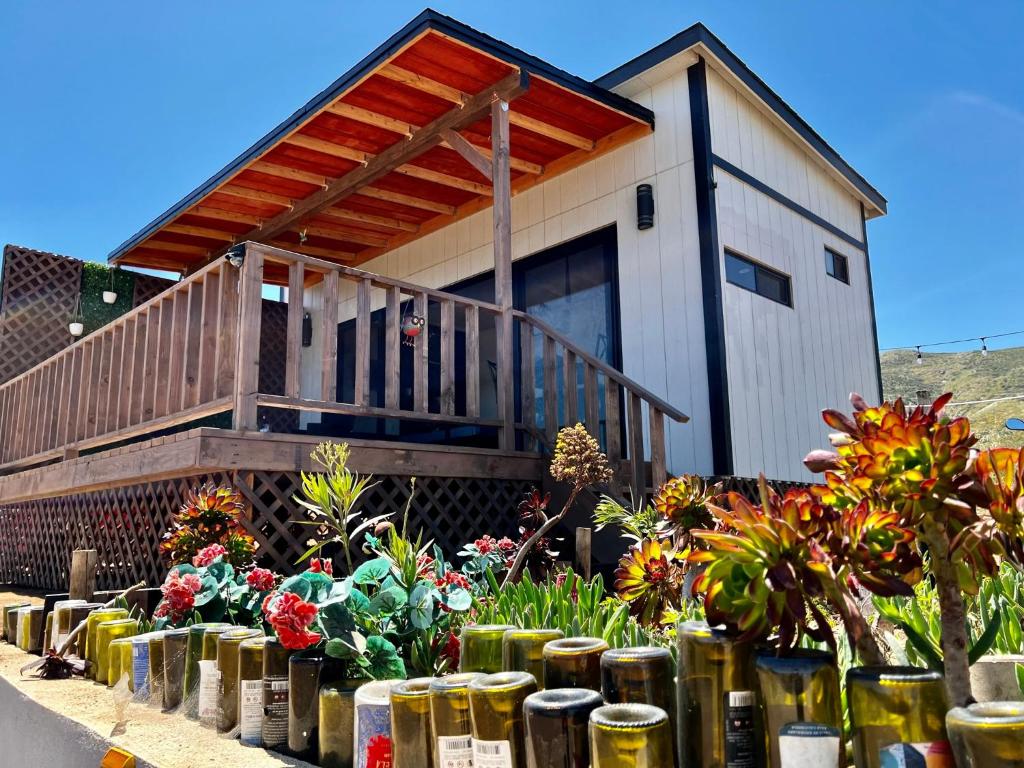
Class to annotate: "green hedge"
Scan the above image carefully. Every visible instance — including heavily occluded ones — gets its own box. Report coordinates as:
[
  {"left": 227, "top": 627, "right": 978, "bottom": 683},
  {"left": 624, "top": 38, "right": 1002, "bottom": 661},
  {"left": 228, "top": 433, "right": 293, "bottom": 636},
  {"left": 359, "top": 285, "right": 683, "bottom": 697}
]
[{"left": 79, "top": 262, "right": 135, "bottom": 334}]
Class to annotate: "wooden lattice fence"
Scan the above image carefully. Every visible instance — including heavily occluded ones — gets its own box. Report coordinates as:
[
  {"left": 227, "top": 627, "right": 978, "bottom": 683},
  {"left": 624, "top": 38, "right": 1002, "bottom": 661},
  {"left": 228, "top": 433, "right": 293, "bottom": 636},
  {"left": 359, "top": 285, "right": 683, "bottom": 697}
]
[{"left": 0, "top": 470, "right": 531, "bottom": 591}]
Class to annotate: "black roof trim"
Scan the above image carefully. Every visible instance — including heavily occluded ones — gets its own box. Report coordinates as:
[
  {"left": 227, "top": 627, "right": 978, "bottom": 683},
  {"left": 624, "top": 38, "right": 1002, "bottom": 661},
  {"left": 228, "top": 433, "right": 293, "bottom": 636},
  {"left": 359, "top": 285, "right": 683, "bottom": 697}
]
[
  {"left": 107, "top": 8, "right": 654, "bottom": 264},
  {"left": 596, "top": 23, "right": 887, "bottom": 214}
]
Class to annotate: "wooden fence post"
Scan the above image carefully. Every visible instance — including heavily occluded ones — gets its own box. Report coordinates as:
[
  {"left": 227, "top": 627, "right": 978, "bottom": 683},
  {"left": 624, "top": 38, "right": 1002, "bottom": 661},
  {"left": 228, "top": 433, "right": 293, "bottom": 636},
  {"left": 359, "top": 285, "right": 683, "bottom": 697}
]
[
  {"left": 69, "top": 549, "right": 97, "bottom": 600},
  {"left": 232, "top": 244, "right": 264, "bottom": 431},
  {"left": 574, "top": 527, "right": 592, "bottom": 581}
]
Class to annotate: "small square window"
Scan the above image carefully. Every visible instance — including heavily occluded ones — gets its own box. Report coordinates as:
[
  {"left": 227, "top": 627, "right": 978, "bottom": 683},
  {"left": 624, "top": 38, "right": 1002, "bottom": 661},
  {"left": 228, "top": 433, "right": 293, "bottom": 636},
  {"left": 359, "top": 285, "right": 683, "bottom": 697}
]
[
  {"left": 724, "top": 250, "right": 792, "bottom": 307},
  {"left": 825, "top": 248, "right": 850, "bottom": 284}
]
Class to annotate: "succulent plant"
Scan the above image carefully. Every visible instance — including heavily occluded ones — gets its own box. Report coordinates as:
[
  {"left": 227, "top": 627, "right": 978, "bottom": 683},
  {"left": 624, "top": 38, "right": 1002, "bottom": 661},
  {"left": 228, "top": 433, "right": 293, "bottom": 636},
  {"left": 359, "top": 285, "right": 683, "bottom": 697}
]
[
  {"left": 614, "top": 537, "right": 685, "bottom": 626},
  {"left": 159, "top": 482, "right": 255, "bottom": 568}
]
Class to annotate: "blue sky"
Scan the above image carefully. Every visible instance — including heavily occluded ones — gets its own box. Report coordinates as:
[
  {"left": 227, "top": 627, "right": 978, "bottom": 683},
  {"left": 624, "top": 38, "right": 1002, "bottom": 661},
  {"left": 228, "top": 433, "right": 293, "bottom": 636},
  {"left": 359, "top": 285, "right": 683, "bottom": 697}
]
[{"left": 2, "top": 1, "right": 1021, "bottom": 351}]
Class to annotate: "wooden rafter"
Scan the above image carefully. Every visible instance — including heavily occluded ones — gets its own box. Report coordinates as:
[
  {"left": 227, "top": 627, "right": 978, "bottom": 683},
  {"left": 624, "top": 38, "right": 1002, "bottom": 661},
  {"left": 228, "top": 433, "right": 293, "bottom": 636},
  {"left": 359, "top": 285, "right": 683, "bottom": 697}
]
[
  {"left": 269, "top": 240, "right": 355, "bottom": 262},
  {"left": 395, "top": 164, "right": 492, "bottom": 195},
  {"left": 139, "top": 241, "right": 211, "bottom": 255},
  {"left": 250, "top": 161, "right": 329, "bottom": 188},
  {"left": 359, "top": 187, "right": 456, "bottom": 215},
  {"left": 324, "top": 101, "right": 416, "bottom": 136},
  {"left": 189, "top": 206, "right": 263, "bottom": 226},
  {"left": 378, "top": 64, "right": 469, "bottom": 104},
  {"left": 321, "top": 207, "right": 418, "bottom": 233},
  {"left": 207, "top": 69, "right": 528, "bottom": 259},
  {"left": 220, "top": 185, "right": 294, "bottom": 208},
  {"left": 282, "top": 134, "right": 370, "bottom": 164},
  {"left": 508, "top": 111, "right": 594, "bottom": 151},
  {"left": 164, "top": 224, "right": 237, "bottom": 241},
  {"left": 294, "top": 225, "right": 389, "bottom": 248}
]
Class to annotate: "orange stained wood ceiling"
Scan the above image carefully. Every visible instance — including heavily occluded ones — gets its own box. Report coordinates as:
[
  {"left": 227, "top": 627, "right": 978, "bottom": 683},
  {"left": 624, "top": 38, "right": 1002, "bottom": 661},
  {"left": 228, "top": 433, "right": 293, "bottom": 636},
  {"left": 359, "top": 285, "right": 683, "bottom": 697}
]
[{"left": 108, "top": 11, "right": 654, "bottom": 278}]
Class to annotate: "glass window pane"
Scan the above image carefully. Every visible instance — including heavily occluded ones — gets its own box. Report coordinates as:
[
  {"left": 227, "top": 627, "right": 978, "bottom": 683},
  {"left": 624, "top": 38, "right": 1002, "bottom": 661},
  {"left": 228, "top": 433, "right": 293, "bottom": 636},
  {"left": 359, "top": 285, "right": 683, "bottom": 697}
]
[
  {"left": 725, "top": 253, "right": 757, "bottom": 291},
  {"left": 825, "top": 250, "right": 836, "bottom": 277},
  {"left": 756, "top": 268, "right": 789, "bottom": 304},
  {"left": 836, "top": 254, "right": 849, "bottom": 283}
]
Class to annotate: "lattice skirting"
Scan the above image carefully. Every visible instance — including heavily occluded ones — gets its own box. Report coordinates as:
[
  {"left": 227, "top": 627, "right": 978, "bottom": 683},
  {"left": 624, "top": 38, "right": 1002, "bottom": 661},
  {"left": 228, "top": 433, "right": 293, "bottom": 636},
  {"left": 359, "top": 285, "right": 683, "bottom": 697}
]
[{"left": 0, "top": 471, "right": 532, "bottom": 592}]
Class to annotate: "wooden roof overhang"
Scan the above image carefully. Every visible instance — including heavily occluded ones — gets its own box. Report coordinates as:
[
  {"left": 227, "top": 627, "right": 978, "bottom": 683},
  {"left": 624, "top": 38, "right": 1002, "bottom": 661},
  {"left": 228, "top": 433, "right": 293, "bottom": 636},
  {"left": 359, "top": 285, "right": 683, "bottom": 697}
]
[{"left": 108, "top": 10, "right": 654, "bottom": 281}]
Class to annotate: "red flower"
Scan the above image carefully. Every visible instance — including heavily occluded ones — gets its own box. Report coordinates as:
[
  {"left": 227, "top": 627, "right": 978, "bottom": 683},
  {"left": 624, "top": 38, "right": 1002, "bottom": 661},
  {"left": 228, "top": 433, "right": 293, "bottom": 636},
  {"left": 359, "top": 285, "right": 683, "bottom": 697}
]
[
  {"left": 440, "top": 631, "right": 461, "bottom": 669},
  {"left": 266, "top": 591, "right": 322, "bottom": 650},
  {"left": 157, "top": 570, "right": 203, "bottom": 622},
  {"left": 474, "top": 535, "right": 498, "bottom": 555},
  {"left": 497, "top": 537, "right": 516, "bottom": 553},
  {"left": 416, "top": 553, "right": 435, "bottom": 577},
  {"left": 308, "top": 558, "right": 333, "bottom": 576},
  {"left": 445, "top": 571, "right": 471, "bottom": 590},
  {"left": 193, "top": 543, "right": 227, "bottom": 567},
  {"left": 246, "top": 567, "right": 276, "bottom": 592}
]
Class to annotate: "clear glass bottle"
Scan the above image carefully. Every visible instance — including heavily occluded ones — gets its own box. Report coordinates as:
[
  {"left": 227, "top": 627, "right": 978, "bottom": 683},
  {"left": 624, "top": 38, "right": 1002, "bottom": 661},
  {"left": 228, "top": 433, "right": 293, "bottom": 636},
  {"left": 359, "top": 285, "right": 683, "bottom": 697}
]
[
  {"left": 47, "top": 599, "right": 86, "bottom": 650},
  {"left": 18, "top": 605, "right": 45, "bottom": 654},
  {"left": 461, "top": 624, "right": 515, "bottom": 673},
  {"left": 131, "top": 632, "right": 161, "bottom": 701},
  {"left": 288, "top": 650, "right": 346, "bottom": 760},
  {"left": 95, "top": 618, "right": 139, "bottom": 685},
  {"left": 524, "top": 688, "right": 604, "bottom": 768},
  {"left": 589, "top": 703, "right": 673, "bottom": 768},
  {"left": 847, "top": 666, "right": 951, "bottom": 768},
  {"left": 676, "top": 620, "right": 756, "bottom": 768},
  {"left": 182, "top": 621, "right": 230, "bottom": 717},
  {"left": 469, "top": 671, "right": 538, "bottom": 768},
  {"left": 216, "top": 627, "right": 262, "bottom": 733},
  {"left": 162, "top": 626, "right": 190, "bottom": 711},
  {"left": 108, "top": 636, "right": 134, "bottom": 688},
  {"left": 84, "top": 607, "right": 129, "bottom": 677},
  {"left": 390, "top": 677, "right": 435, "bottom": 768},
  {"left": 261, "top": 637, "right": 295, "bottom": 750},
  {"left": 947, "top": 702, "right": 1024, "bottom": 768},
  {"left": 354, "top": 680, "right": 400, "bottom": 768},
  {"left": 429, "top": 672, "right": 484, "bottom": 767},
  {"left": 755, "top": 649, "right": 843, "bottom": 768},
  {"left": 543, "top": 637, "right": 608, "bottom": 691},
  {"left": 503, "top": 628, "right": 565, "bottom": 688},
  {"left": 238, "top": 636, "right": 268, "bottom": 747},
  {"left": 2, "top": 602, "right": 28, "bottom": 643},
  {"left": 319, "top": 677, "right": 371, "bottom": 768}
]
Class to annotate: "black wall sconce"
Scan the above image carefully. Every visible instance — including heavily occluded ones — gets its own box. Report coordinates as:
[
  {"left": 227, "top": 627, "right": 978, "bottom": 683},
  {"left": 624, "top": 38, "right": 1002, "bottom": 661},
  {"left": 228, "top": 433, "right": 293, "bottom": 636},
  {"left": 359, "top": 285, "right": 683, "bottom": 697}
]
[
  {"left": 636, "top": 183, "right": 654, "bottom": 230},
  {"left": 302, "top": 312, "right": 313, "bottom": 347}
]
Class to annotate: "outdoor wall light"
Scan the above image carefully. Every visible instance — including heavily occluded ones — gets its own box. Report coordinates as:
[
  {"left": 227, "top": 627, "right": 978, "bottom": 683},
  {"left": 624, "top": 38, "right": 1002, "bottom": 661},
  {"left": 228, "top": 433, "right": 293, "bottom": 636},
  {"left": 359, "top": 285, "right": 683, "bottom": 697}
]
[
  {"left": 302, "top": 312, "right": 313, "bottom": 347},
  {"left": 225, "top": 245, "right": 245, "bottom": 269},
  {"left": 636, "top": 184, "right": 654, "bottom": 230}
]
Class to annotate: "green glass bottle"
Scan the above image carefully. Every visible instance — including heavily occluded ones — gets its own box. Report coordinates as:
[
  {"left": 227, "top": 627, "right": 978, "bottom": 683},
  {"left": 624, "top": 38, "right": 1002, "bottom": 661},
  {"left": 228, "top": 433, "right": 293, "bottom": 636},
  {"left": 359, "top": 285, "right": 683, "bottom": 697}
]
[
  {"left": 238, "top": 636, "right": 268, "bottom": 747},
  {"left": 390, "top": 677, "right": 435, "bottom": 768},
  {"left": 217, "top": 627, "right": 262, "bottom": 733},
  {"left": 95, "top": 618, "right": 138, "bottom": 684},
  {"left": 429, "top": 672, "right": 484, "bottom": 767},
  {"left": 524, "top": 688, "right": 604, "bottom": 768},
  {"left": 461, "top": 624, "right": 515, "bottom": 673},
  {"left": 51, "top": 599, "right": 93, "bottom": 652},
  {"left": 162, "top": 627, "right": 190, "bottom": 711},
  {"left": 676, "top": 620, "right": 756, "bottom": 768},
  {"left": 66, "top": 603, "right": 102, "bottom": 657},
  {"left": 108, "top": 637, "right": 134, "bottom": 688},
  {"left": 601, "top": 646, "right": 677, "bottom": 763},
  {"left": 948, "top": 702, "right": 1024, "bottom": 768},
  {"left": 288, "top": 650, "right": 346, "bottom": 760},
  {"left": 146, "top": 632, "right": 166, "bottom": 705},
  {"left": 589, "top": 703, "right": 673, "bottom": 768},
  {"left": 847, "top": 666, "right": 951, "bottom": 768},
  {"left": 503, "top": 628, "right": 564, "bottom": 688},
  {"left": 543, "top": 637, "right": 608, "bottom": 691},
  {"left": 183, "top": 621, "right": 231, "bottom": 719},
  {"left": 261, "top": 637, "right": 295, "bottom": 751},
  {"left": 84, "top": 607, "right": 129, "bottom": 677},
  {"left": 2, "top": 602, "right": 28, "bottom": 643},
  {"left": 468, "top": 671, "right": 538, "bottom": 768},
  {"left": 319, "top": 678, "right": 371, "bottom": 768},
  {"left": 755, "top": 649, "right": 843, "bottom": 768}
]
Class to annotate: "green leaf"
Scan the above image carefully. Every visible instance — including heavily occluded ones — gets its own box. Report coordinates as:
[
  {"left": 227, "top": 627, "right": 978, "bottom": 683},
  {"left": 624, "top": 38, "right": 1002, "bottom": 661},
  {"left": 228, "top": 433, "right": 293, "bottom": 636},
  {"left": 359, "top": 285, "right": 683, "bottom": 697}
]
[
  {"left": 325, "top": 632, "right": 367, "bottom": 659},
  {"left": 369, "top": 585, "right": 408, "bottom": 615},
  {"left": 1016, "top": 663, "right": 1024, "bottom": 696},
  {"left": 409, "top": 582, "right": 434, "bottom": 629},
  {"left": 279, "top": 574, "right": 313, "bottom": 601},
  {"left": 354, "top": 558, "right": 391, "bottom": 585},
  {"left": 365, "top": 635, "right": 407, "bottom": 680},
  {"left": 300, "top": 571, "right": 334, "bottom": 603},
  {"left": 168, "top": 563, "right": 199, "bottom": 578},
  {"left": 969, "top": 607, "right": 1003, "bottom": 665},
  {"left": 206, "top": 561, "right": 234, "bottom": 586},
  {"left": 320, "top": 602, "right": 357, "bottom": 638},
  {"left": 443, "top": 587, "right": 472, "bottom": 612},
  {"left": 346, "top": 587, "right": 372, "bottom": 615}
]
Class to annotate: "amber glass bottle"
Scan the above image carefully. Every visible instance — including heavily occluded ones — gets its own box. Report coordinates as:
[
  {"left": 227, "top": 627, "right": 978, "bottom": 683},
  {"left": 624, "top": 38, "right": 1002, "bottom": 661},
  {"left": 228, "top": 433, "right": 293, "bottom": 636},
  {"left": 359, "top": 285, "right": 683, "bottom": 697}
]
[
  {"left": 543, "top": 637, "right": 608, "bottom": 691},
  {"left": 261, "top": 637, "right": 295, "bottom": 750},
  {"left": 238, "top": 636, "right": 268, "bottom": 747},
  {"left": 755, "top": 649, "right": 843, "bottom": 768},
  {"left": 468, "top": 671, "right": 538, "bottom": 768},
  {"left": 390, "top": 677, "right": 435, "bottom": 768},
  {"left": 216, "top": 627, "right": 262, "bottom": 732},
  {"left": 84, "top": 607, "right": 129, "bottom": 677},
  {"left": 948, "top": 702, "right": 1024, "bottom": 768},
  {"left": 523, "top": 688, "right": 604, "bottom": 768},
  {"left": 429, "top": 672, "right": 484, "bottom": 766},
  {"left": 288, "top": 651, "right": 346, "bottom": 760},
  {"left": 162, "top": 627, "right": 190, "bottom": 711},
  {"left": 461, "top": 624, "right": 515, "bottom": 673},
  {"left": 95, "top": 618, "right": 139, "bottom": 684},
  {"left": 319, "top": 678, "right": 371, "bottom": 768},
  {"left": 589, "top": 703, "right": 673, "bottom": 768},
  {"left": 183, "top": 622, "right": 231, "bottom": 718},
  {"left": 676, "top": 620, "right": 756, "bottom": 768},
  {"left": 847, "top": 666, "right": 951, "bottom": 768},
  {"left": 503, "top": 628, "right": 564, "bottom": 688}
]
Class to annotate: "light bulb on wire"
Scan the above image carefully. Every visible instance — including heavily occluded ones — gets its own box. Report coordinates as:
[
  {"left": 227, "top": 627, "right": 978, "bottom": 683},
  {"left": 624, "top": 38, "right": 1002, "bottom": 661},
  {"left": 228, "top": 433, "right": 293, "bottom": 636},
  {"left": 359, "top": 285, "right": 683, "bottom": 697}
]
[
  {"left": 916, "top": 346, "right": 923, "bottom": 365},
  {"left": 981, "top": 337, "right": 988, "bottom": 357}
]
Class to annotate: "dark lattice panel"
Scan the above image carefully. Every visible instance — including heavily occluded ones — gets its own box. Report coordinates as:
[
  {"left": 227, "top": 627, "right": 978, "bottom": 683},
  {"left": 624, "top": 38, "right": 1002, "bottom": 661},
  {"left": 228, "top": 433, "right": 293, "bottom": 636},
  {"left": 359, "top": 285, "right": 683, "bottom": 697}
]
[
  {"left": 258, "top": 299, "right": 297, "bottom": 433},
  {"left": 131, "top": 272, "right": 175, "bottom": 307},
  {"left": 0, "top": 245, "right": 83, "bottom": 384},
  {"left": 237, "top": 471, "right": 531, "bottom": 575},
  {"left": 709, "top": 475, "right": 808, "bottom": 500},
  {"left": 0, "top": 470, "right": 532, "bottom": 590}
]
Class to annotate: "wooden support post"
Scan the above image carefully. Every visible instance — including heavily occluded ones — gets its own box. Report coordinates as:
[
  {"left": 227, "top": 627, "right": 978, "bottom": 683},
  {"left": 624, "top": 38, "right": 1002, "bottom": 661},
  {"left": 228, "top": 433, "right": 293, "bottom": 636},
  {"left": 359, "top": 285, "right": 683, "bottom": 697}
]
[
  {"left": 320, "top": 270, "right": 339, "bottom": 402},
  {"left": 492, "top": 98, "right": 515, "bottom": 450},
  {"left": 69, "top": 549, "right": 97, "bottom": 601},
  {"left": 285, "top": 261, "right": 305, "bottom": 398},
  {"left": 232, "top": 245, "right": 264, "bottom": 430},
  {"left": 574, "top": 527, "right": 592, "bottom": 581}
]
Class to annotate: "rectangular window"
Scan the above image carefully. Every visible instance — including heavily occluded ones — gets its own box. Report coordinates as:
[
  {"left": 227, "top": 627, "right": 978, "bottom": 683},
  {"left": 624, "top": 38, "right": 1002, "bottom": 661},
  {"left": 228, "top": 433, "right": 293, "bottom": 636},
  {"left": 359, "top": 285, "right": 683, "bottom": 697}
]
[
  {"left": 725, "top": 251, "right": 792, "bottom": 306},
  {"left": 825, "top": 248, "right": 850, "bottom": 283}
]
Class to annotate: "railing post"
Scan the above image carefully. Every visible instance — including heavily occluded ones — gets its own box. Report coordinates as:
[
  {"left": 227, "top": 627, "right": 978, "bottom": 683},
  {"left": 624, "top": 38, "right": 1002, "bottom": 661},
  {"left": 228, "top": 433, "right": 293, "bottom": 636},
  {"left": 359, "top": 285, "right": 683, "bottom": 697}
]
[{"left": 232, "top": 244, "right": 264, "bottom": 431}]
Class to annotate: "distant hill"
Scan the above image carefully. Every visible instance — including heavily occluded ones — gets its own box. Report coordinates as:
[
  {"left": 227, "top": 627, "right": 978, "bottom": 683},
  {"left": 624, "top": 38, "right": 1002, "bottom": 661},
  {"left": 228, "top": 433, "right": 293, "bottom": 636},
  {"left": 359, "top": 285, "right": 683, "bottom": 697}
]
[{"left": 880, "top": 347, "right": 1024, "bottom": 449}]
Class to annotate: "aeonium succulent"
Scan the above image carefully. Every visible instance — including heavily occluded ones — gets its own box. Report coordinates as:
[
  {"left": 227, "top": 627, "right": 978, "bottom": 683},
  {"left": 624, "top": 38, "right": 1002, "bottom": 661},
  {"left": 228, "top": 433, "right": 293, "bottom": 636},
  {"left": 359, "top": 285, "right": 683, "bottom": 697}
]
[{"left": 614, "top": 537, "right": 685, "bottom": 626}]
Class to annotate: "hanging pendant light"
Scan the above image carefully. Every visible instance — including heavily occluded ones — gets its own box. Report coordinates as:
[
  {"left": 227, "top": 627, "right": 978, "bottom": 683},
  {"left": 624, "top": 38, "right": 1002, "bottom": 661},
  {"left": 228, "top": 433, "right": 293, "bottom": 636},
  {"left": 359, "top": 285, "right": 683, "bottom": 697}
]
[
  {"left": 980, "top": 337, "right": 988, "bottom": 357},
  {"left": 915, "top": 346, "right": 923, "bottom": 365}
]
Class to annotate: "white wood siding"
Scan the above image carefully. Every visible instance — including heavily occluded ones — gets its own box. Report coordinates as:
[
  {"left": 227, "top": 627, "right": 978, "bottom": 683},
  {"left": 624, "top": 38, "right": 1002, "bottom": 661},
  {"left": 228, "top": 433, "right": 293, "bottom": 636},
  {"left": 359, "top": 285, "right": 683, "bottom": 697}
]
[
  {"left": 300, "top": 67, "right": 714, "bottom": 476},
  {"left": 706, "top": 68, "right": 881, "bottom": 481}
]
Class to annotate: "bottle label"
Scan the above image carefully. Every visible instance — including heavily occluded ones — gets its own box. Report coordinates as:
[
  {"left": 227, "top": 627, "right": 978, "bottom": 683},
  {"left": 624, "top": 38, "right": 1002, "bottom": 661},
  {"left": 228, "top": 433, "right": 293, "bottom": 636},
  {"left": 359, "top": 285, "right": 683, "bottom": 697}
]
[
  {"left": 724, "top": 690, "right": 756, "bottom": 768},
  {"left": 355, "top": 702, "right": 393, "bottom": 768},
  {"left": 239, "top": 678, "right": 263, "bottom": 745},
  {"left": 778, "top": 723, "right": 841, "bottom": 768},
  {"left": 131, "top": 642, "right": 150, "bottom": 699},
  {"left": 472, "top": 739, "right": 513, "bottom": 768},
  {"left": 262, "top": 675, "right": 289, "bottom": 746},
  {"left": 197, "top": 659, "right": 220, "bottom": 723},
  {"left": 879, "top": 741, "right": 954, "bottom": 768},
  {"left": 437, "top": 734, "right": 474, "bottom": 767}
]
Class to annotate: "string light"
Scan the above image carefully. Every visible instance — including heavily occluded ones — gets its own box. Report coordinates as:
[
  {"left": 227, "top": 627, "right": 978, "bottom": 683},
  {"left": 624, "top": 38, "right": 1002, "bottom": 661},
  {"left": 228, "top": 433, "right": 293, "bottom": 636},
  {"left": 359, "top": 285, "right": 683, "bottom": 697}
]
[
  {"left": 915, "top": 346, "right": 923, "bottom": 365},
  {"left": 981, "top": 337, "right": 988, "bottom": 357},
  {"left": 881, "top": 329, "right": 1024, "bottom": 355}
]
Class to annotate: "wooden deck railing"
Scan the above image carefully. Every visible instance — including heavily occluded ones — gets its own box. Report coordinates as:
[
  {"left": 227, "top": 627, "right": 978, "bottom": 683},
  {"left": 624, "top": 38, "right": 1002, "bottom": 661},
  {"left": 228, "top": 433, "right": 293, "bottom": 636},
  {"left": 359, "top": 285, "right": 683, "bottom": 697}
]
[
  {"left": 0, "top": 258, "right": 238, "bottom": 469},
  {"left": 0, "top": 240, "right": 688, "bottom": 499}
]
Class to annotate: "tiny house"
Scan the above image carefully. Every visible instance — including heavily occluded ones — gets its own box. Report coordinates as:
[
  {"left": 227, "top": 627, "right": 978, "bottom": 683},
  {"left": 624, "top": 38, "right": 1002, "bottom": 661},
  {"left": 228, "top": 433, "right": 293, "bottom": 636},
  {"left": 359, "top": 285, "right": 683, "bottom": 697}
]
[{"left": 0, "top": 11, "right": 885, "bottom": 588}]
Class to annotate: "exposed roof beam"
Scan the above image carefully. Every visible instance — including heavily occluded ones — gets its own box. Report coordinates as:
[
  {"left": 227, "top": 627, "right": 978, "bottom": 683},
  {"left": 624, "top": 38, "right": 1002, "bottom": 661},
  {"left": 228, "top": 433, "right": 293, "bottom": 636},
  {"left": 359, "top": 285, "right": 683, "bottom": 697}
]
[
  {"left": 446, "top": 141, "right": 541, "bottom": 175},
  {"left": 508, "top": 112, "right": 594, "bottom": 151},
  {"left": 189, "top": 206, "right": 263, "bottom": 226},
  {"left": 219, "top": 185, "right": 294, "bottom": 208},
  {"left": 283, "top": 134, "right": 370, "bottom": 164},
  {"left": 270, "top": 240, "right": 356, "bottom": 262},
  {"left": 295, "top": 224, "right": 390, "bottom": 248},
  {"left": 139, "top": 240, "right": 211, "bottom": 255},
  {"left": 321, "top": 207, "right": 418, "bottom": 233},
  {"left": 440, "top": 129, "right": 492, "bottom": 179},
  {"left": 359, "top": 186, "right": 456, "bottom": 215},
  {"left": 395, "top": 164, "right": 492, "bottom": 195},
  {"left": 324, "top": 102, "right": 415, "bottom": 137},
  {"left": 250, "top": 161, "right": 329, "bottom": 187},
  {"left": 164, "top": 223, "right": 237, "bottom": 241},
  {"left": 212, "top": 69, "right": 528, "bottom": 256},
  {"left": 378, "top": 64, "right": 469, "bottom": 104}
]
